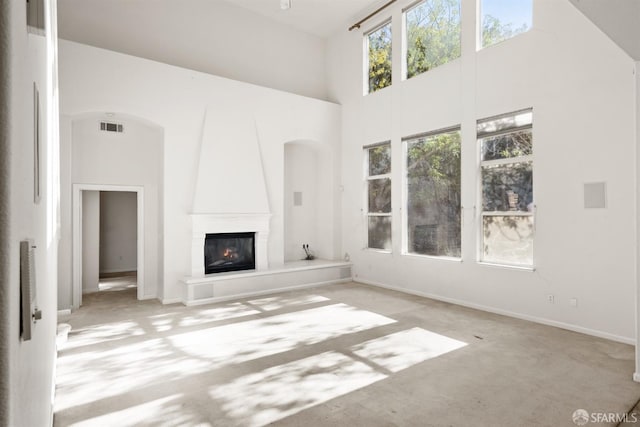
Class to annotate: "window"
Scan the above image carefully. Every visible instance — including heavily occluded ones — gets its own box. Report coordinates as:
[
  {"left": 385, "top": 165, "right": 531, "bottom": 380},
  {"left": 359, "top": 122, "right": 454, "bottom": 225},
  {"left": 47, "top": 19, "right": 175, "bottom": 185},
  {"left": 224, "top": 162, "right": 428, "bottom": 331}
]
[
  {"left": 365, "top": 21, "right": 392, "bottom": 94},
  {"left": 366, "top": 143, "right": 392, "bottom": 250},
  {"left": 405, "top": 128, "right": 461, "bottom": 257},
  {"left": 478, "top": 109, "right": 533, "bottom": 266},
  {"left": 480, "top": 0, "right": 532, "bottom": 48},
  {"left": 404, "top": 0, "right": 461, "bottom": 79}
]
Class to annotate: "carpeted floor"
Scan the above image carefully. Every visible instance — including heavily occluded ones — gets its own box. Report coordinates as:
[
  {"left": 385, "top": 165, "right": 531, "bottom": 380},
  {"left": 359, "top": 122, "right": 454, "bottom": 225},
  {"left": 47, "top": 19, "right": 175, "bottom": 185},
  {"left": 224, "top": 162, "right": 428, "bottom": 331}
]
[{"left": 55, "top": 281, "right": 640, "bottom": 426}]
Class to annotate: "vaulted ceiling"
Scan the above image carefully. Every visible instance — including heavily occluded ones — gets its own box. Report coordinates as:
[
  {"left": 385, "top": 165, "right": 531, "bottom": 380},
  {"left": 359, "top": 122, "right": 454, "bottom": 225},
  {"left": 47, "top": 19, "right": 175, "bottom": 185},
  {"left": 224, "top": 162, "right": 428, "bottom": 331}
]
[
  {"left": 220, "top": 0, "right": 387, "bottom": 38},
  {"left": 569, "top": 0, "right": 640, "bottom": 60}
]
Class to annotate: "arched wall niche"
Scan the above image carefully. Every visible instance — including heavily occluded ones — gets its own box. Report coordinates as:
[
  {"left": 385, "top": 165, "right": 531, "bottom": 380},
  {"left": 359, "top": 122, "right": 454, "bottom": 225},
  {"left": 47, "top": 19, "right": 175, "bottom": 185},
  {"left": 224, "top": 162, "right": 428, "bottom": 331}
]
[{"left": 283, "top": 139, "right": 334, "bottom": 263}]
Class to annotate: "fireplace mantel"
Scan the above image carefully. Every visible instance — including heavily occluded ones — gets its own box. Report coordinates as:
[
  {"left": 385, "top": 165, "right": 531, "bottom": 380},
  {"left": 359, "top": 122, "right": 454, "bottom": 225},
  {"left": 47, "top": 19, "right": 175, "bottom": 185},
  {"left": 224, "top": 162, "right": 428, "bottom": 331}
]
[{"left": 190, "top": 213, "right": 271, "bottom": 277}]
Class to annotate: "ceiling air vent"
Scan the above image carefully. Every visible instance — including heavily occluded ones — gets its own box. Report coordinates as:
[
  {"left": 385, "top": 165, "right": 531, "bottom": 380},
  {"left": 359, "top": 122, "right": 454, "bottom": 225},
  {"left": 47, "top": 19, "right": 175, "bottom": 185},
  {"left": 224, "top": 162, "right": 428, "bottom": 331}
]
[{"left": 100, "top": 122, "right": 124, "bottom": 133}]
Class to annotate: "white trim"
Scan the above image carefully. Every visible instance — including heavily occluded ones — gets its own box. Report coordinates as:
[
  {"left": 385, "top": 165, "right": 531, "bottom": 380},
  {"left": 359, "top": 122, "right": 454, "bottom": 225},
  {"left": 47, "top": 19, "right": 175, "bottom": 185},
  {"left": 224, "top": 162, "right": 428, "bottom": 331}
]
[
  {"left": 184, "top": 260, "right": 351, "bottom": 284},
  {"left": 403, "top": 253, "right": 463, "bottom": 263},
  {"left": 72, "top": 184, "right": 146, "bottom": 309},
  {"left": 161, "top": 298, "right": 183, "bottom": 305},
  {"left": 477, "top": 261, "right": 535, "bottom": 272},
  {"left": 633, "top": 373, "right": 640, "bottom": 383},
  {"left": 182, "top": 278, "right": 351, "bottom": 307},
  {"left": 481, "top": 155, "right": 532, "bottom": 168},
  {"left": 355, "top": 277, "right": 635, "bottom": 345},
  {"left": 57, "top": 309, "right": 71, "bottom": 316}
]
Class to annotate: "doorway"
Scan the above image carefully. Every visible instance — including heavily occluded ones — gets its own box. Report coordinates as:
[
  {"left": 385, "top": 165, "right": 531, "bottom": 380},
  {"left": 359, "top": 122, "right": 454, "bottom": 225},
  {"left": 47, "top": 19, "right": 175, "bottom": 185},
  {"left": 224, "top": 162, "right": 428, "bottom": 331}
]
[
  {"left": 73, "top": 184, "right": 144, "bottom": 309},
  {"left": 98, "top": 191, "right": 138, "bottom": 292}
]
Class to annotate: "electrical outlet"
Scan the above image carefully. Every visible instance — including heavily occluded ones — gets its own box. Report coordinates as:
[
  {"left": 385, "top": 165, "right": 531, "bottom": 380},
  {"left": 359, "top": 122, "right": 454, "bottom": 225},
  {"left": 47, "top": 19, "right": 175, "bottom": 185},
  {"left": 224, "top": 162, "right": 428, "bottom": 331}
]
[
  {"left": 569, "top": 298, "right": 578, "bottom": 307},
  {"left": 546, "top": 294, "right": 555, "bottom": 304}
]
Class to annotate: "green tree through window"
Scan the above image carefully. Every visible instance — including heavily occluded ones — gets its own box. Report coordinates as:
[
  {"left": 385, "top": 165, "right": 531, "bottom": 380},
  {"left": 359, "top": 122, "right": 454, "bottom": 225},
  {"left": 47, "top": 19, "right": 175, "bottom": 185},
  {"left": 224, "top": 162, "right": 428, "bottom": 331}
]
[
  {"left": 405, "top": 0, "right": 461, "bottom": 79},
  {"left": 406, "top": 129, "right": 461, "bottom": 257},
  {"left": 367, "top": 22, "right": 392, "bottom": 93}
]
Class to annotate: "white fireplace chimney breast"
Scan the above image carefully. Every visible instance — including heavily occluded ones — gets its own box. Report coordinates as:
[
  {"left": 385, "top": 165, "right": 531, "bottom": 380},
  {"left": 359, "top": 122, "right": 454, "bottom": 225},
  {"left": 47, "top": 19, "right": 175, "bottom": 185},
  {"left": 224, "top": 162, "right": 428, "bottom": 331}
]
[{"left": 192, "top": 106, "right": 270, "bottom": 215}]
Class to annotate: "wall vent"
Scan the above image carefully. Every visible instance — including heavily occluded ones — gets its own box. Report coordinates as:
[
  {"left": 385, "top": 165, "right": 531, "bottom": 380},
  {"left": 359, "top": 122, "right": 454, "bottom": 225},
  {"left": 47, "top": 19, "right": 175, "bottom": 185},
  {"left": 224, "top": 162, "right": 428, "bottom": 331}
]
[{"left": 100, "top": 122, "right": 124, "bottom": 133}]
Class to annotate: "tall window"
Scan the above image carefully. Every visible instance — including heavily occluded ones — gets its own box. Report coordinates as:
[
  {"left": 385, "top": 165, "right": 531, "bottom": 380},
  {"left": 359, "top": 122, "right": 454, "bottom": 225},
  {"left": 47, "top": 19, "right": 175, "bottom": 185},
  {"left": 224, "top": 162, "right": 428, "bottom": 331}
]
[
  {"left": 480, "top": 0, "right": 532, "bottom": 48},
  {"left": 478, "top": 109, "right": 533, "bottom": 266},
  {"left": 366, "top": 21, "right": 392, "bottom": 94},
  {"left": 366, "top": 143, "right": 392, "bottom": 250},
  {"left": 405, "top": 128, "right": 461, "bottom": 257},
  {"left": 404, "top": 0, "right": 461, "bottom": 79}
]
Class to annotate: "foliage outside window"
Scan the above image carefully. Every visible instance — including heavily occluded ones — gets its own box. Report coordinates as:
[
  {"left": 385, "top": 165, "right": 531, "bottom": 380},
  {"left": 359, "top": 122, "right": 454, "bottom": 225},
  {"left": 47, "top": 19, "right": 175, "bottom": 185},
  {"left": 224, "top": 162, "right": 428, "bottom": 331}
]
[
  {"left": 405, "top": 128, "right": 461, "bottom": 257},
  {"left": 404, "top": 0, "right": 461, "bottom": 79},
  {"left": 480, "top": 0, "right": 532, "bottom": 48},
  {"left": 478, "top": 109, "right": 533, "bottom": 266},
  {"left": 366, "top": 143, "right": 392, "bottom": 250},
  {"left": 366, "top": 21, "right": 392, "bottom": 94}
]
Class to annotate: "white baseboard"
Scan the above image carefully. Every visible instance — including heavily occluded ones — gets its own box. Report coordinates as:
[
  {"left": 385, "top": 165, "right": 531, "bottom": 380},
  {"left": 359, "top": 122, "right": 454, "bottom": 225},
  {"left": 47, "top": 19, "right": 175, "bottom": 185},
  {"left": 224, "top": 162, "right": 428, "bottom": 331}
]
[
  {"left": 57, "top": 309, "right": 71, "bottom": 316},
  {"left": 355, "top": 278, "right": 635, "bottom": 345},
  {"left": 633, "top": 372, "right": 640, "bottom": 383},
  {"left": 161, "top": 298, "right": 182, "bottom": 305},
  {"left": 182, "top": 278, "right": 351, "bottom": 307}
]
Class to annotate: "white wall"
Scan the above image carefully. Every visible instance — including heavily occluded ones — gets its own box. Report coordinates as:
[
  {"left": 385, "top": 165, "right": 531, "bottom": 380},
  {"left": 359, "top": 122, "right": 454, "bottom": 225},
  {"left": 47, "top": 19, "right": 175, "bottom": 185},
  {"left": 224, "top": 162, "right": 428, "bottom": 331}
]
[
  {"left": 100, "top": 191, "right": 137, "bottom": 274},
  {"left": 284, "top": 143, "right": 319, "bottom": 261},
  {"left": 2, "top": 0, "right": 60, "bottom": 425},
  {"left": 59, "top": 114, "right": 163, "bottom": 304},
  {"left": 58, "top": 40, "right": 341, "bottom": 305},
  {"left": 82, "top": 190, "right": 99, "bottom": 293},
  {"left": 57, "top": 0, "right": 328, "bottom": 100},
  {"left": 327, "top": 0, "right": 636, "bottom": 342}
]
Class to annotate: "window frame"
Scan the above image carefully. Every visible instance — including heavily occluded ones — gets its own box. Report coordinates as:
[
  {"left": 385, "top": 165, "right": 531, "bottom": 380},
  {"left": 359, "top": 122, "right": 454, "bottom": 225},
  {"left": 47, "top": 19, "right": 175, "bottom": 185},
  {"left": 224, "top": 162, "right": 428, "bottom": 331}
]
[
  {"left": 364, "top": 141, "right": 392, "bottom": 252},
  {"left": 477, "top": 109, "right": 534, "bottom": 269},
  {"left": 402, "top": 125, "right": 462, "bottom": 261},
  {"left": 363, "top": 19, "right": 393, "bottom": 96}
]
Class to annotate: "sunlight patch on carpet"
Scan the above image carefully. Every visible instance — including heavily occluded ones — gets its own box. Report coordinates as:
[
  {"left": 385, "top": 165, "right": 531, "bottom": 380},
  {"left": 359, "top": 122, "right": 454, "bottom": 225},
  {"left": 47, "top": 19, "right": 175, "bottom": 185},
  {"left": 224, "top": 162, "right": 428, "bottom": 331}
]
[
  {"left": 209, "top": 351, "right": 385, "bottom": 427},
  {"left": 351, "top": 327, "right": 468, "bottom": 373},
  {"left": 68, "top": 394, "right": 207, "bottom": 427},
  {"left": 178, "top": 302, "right": 261, "bottom": 328},
  {"left": 168, "top": 303, "right": 395, "bottom": 366},
  {"left": 64, "top": 321, "right": 146, "bottom": 350}
]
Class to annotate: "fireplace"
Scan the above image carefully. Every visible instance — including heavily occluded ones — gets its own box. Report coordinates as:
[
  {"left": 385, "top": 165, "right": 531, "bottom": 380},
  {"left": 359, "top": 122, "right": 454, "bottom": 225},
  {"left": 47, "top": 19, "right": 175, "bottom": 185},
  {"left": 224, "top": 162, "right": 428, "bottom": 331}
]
[
  {"left": 190, "top": 213, "right": 270, "bottom": 277},
  {"left": 204, "top": 232, "right": 255, "bottom": 274}
]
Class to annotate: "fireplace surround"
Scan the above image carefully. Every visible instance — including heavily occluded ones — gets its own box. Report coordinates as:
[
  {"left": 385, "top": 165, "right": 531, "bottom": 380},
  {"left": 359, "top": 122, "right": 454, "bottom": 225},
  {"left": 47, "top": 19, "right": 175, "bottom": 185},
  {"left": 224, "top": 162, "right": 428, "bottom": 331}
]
[{"left": 190, "top": 213, "right": 271, "bottom": 277}]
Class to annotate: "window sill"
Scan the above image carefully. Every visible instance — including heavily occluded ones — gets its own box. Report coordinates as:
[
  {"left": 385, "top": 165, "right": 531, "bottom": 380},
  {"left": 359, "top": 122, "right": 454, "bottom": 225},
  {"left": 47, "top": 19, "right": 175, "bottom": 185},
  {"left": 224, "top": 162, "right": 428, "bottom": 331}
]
[
  {"left": 478, "top": 261, "right": 535, "bottom": 272},
  {"left": 403, "top": 253, "right": 462, "bottom": 263},
  {"left": 363, "top": 248, "right": 392, "bottom": 255}
]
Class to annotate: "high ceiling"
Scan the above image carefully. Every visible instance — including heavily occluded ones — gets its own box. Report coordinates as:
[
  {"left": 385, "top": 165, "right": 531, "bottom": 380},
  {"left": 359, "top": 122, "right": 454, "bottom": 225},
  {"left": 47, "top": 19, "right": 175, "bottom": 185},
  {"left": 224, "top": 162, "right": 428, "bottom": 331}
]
[
  {"left": 223, "top": 0, "right": 386, "bottom": 38},
  {"left": 569, "top": 0, "right": 640, "bottom": 60}
]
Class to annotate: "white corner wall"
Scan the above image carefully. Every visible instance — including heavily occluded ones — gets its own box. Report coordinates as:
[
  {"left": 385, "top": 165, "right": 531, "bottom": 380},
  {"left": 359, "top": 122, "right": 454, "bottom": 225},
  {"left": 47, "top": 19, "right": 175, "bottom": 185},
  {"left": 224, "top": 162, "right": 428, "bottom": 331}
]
[
  {"left": 99, "top": 191, "right": 138, "bottom": 274},
  {"left": 57, "top": 0, "right": 328, "bottom": 100},
  {"left": 58, "top": 40, "right": 342, "bottom": 305},
  {"left": 3, "top": 0, "right": 60, "bottom": 425},
  {"left": 327, "top": 0, "right": 636, "bottom": 342}
]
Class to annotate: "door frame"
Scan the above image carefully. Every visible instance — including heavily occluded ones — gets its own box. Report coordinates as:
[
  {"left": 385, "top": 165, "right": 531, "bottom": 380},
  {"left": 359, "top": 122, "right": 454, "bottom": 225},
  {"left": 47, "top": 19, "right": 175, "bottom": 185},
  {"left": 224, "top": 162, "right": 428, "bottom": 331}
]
[{"left": 72, "top": 183, "right": 145, "bottom": 309}]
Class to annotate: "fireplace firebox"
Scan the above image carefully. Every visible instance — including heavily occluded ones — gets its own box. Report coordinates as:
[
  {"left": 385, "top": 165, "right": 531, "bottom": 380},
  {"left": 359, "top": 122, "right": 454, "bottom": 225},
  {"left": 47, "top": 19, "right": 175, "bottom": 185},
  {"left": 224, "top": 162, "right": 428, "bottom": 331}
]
[{"left": 204, "top": 232, "right": 255, "bottom": 274}]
